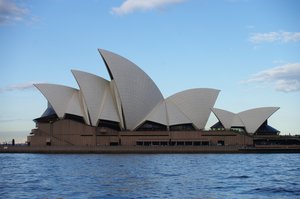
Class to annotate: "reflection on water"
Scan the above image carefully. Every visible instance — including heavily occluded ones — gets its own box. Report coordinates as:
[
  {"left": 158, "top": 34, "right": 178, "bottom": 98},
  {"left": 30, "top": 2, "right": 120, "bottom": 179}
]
[{"left": 1, "top": 154, "right": 300, "bottom": 198}]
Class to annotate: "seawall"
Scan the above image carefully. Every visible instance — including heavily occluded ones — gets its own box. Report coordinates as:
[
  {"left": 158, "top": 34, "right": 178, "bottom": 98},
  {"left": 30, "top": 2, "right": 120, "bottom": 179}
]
[{"left": 1, "top": 145, "right": 300, "bottom": 154}]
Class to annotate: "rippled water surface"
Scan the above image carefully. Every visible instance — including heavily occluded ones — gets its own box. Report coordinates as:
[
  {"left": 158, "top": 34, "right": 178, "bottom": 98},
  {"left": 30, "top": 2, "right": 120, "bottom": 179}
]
[{"left": 1, "top": 153, "right": 300, "bottom": 198}]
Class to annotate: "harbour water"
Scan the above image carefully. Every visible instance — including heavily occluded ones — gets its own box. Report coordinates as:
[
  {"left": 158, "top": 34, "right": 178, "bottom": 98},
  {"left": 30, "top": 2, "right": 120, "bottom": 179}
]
[{"left": 1, "top": 153, "right": 299, "bottom": 198}]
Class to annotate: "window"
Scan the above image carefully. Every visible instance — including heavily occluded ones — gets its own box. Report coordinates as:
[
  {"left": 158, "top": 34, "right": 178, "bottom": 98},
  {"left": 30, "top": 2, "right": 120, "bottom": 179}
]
[
  {"left": 136, "top": 121, "right": 167, "bottom": 131},
  {"left": 217, "top": 140, "right": 225, "bottom": 146},
  {"left": 98, "top": 120, "right": 120, "bottom": 131},
  {"left": 169, "top": 123, "right": 195, "bottom": 131}
]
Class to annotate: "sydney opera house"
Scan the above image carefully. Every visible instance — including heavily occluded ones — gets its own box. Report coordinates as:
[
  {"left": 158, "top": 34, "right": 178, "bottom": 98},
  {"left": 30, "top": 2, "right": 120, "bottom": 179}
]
[{"left": 28, "top": 49, "right": 280, "bottom": 147}]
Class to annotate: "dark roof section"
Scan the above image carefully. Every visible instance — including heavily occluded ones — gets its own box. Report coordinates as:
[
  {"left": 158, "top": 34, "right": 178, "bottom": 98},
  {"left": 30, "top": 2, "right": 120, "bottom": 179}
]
[
  {"left": 33, "top": 103, "right": 58, "bottom": 123},
  {"left": 255, "top": 120, "right": 280, "bottom": 135},
  {"left": 211, "top": 121, "right": 224, "bottom": 129}
]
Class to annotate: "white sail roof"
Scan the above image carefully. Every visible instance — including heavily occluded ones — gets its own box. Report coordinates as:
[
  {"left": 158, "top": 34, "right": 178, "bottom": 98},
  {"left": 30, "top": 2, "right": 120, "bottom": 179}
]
[
  {"left": 211, "top": 108, "right": 235, "bottom": 130},
  {"left": 212, "top": 107, "right": 279, "bottom": 133},
  {"left": 167, "top": 88, "right": 220, "bottom": 129},
  {"left": 231, "top": 115, "right": 244, "bottom": 127},
  {"left": 165, "top": 99, "right": 192, "bottom": 126},
  {"left": 99, "top": 49, "right": 164, "bottom": 130},
  {"left": 72, "top": 70, "right": 120, "bottom": 126},
  {"left": 238, "top": 107, "right": 279, "bottom": 133},
  {"left": 141, "top": 100, "right": 168, "bottom": 126},
  {"left": 34, "top": 83, "right": 89, "bottom": 124}
]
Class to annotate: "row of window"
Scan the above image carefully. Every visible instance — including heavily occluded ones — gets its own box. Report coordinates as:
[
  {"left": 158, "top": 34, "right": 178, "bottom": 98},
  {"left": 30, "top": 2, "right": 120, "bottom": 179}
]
[
  {"left": 136, "top": 121, "right": 196, "bottom": 131},
  {"left": 136, "top": 140, "right": 210, "bottom": 146},
  {"left": 37, "top": 116, "right": 196, "bottom": 132}
]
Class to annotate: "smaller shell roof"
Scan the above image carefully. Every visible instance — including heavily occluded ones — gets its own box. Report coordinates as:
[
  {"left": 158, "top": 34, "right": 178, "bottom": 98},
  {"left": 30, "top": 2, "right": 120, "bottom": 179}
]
[
  {"left": 34, "top": 83, "right": 89, "bottom": 124},
  {"left": 238, "top": 107, "right": 279, "bottom": 133},
  {"left": 211, "top": 108, "right": 235, "bottom": 130},
  {"left": 167, "top": 88, "right": 220, "bottom": 129},
  {"left": 211, "top": 107, "right": 279, "bottom": 133}
]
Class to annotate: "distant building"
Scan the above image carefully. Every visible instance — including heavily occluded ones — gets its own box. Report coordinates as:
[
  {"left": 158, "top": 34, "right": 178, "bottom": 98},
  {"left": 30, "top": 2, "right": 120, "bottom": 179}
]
[{"left": 28, "top": 49, "right": 279, "bottom": 147}]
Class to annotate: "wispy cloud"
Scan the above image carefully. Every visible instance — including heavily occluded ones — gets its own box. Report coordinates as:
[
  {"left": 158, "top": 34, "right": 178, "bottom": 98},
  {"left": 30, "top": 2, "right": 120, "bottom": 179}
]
[
  {"left": 0, "top": 0, "right": 29, "bottom": 25},
  {"left": 246, "top": 63, "right": 300, "bottom": 92},
  {"left": 249, "top": 31, "right": 300, "bottom": 44},
  {"left": 111, "top": 0, "right": 186, "bottom": 15},
  {"left": 0, "top": 81, "right": 38, "bottom": 93},
  {"left": 0, "top": 118, "right": 22, "bottom": 123}
]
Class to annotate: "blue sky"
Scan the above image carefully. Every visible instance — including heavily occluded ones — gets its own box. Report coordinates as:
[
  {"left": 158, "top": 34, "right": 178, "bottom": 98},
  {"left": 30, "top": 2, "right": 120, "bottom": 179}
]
[{"left": 0, "top": 0, "right": 300, "bottom": 143}]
